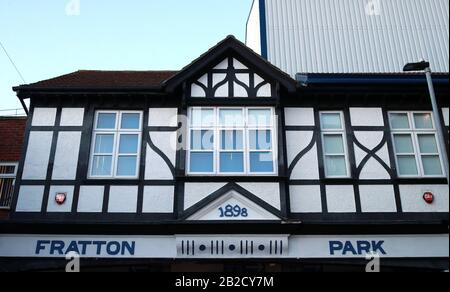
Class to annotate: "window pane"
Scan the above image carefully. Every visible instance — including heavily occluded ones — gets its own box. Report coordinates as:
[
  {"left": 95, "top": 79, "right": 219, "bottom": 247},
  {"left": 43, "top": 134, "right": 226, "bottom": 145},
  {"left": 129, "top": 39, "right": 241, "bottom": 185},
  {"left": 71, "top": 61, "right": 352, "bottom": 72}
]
[
  {"left": 190, "top": 152, "right": 214, "bottom": 173},
  {"left": 121, "top": 113, "right": 140, "bottom": 129},
  {"left": 397, "top": 156, "right": 419, "bottom": 176},
  {"left": 249, "top": 130, "right": 272, "bottom": 150},
  {"left": 91, "top": 155, "right": 112, "bottom": 176},
  {"left": 393, "top": 134, "right": 414, "bottom": 154},
  {"left": 117, "top": 156, "right": 137, "bottom": 176},
  {"left": 321, "top": 113, "right": 342, "bottom": 130},
  {"left": 191, "top": 130, "right": 214, "bottom": 150},
  {"left": 0, "top": 177, "right": 14, "bottom": 207},
  {"left": 418, "top": 134, "right": 438, "bottom": 154},
  {"left": 191, "top": 108, "right": 214, "bottom": 127},
  {"left": 325, "top": 156, "right": 347, "bottom": 176},
  {"left": 323, "top": 135, "right": 345, "bottom": 154},
  {"left": 250, "top": 152, "right": 274, "bottom": 173},
  {"left": 221, "top": 130, "right": 243, "bottom": 150},
  {"left": 422, "top": 156, "right": 443, "bottom": 176},
  {"left": 390, "top": 113, "right": 410, "bottom": 129},
  {"left": 219, "top": 109, "right": 244, "bottom": 127},
  {"left": 119, "top": 135, "right": 139, "bottom": 154},
  {"left": 220, "top": 152, "right": 244, "bottom": 173},
  {"left": 0, "top": 165, "right": 15, "bottom": 175},
  {"left": 248, "top": 109, "right": 271, "bottom": 126},
  {"left": 97, "top": 113, "right": 116, "bottom": 129},
  {"left": 94, "top": 134, "right": 114, "bottom": 153},
  {"left": 414, "top": 113, "right": 433, "bottom": 129}
]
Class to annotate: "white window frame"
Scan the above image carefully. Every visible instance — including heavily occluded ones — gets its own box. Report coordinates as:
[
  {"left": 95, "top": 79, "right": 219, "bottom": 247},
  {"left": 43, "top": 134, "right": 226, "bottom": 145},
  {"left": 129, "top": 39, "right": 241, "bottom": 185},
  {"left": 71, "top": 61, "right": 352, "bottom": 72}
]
[
  {"left": 320, "top": 111, "right": 351, "bottom": 178},
  {"left": 246, "top": 107, "right": 277, "bottom": 175},
  {"left": 187, "top": 107, "right": 278, "bottom": 176},
  {"left": 187, "top": 107, "right": 217, "bottom": 175},
  {"left": 389, "top": 111, "right": 445, "bottom": 178},
  {"left": 0, "top": 162, "right": 18, "bottom": 209},
  {"left": 88, "top": 110, "right": 143, "bottom": 179},
  {"left": 217, "top": 107, "right": 247, "bottom": 175}
]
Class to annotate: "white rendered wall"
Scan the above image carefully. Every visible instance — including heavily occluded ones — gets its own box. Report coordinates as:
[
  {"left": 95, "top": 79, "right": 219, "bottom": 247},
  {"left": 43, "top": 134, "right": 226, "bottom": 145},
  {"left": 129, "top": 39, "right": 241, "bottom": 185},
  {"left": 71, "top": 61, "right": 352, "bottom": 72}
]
[
  {"left": 400, "top": 185, "right": 449, "bottom": 212},
  {"left": 326, "top": 185, "right": 356, "bottom": 213},
  {"left": 22, "top": 131, "right": 53, "bottom": 180},
  {"left": 143, "top": 186, "right": 175, "bottom": 213},
  {"left": 52, "top": 132, "right": 81, "bottom": 180},
  {"left": 290, "top": 185, "right": 322, "bottom": 213}
]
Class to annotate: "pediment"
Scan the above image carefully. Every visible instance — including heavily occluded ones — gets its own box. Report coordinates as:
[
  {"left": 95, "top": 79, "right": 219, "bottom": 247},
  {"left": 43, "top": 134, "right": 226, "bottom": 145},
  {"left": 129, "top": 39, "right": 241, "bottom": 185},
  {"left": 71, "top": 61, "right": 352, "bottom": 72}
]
[{"left": 187, "top": 190, "right": 281, "bottom": 221}]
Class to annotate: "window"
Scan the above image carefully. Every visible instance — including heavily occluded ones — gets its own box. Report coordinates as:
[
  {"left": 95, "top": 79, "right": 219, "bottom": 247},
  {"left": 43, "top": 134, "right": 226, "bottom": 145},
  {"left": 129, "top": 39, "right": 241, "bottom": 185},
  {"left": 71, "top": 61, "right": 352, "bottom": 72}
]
[
  {"left": 188, "top": 107, "right": 277, "bottom": 175},
  {"left": 389, "top": 112, "right": 444, "bottom": 177},
  {"left": 0, "top": 163, "right": 18, "bottom": 209},
  {"left": 89, "top": 111, "right": 142, "bottom": 179},
  {"left": 320, "top": 112, "right": 350, "bottom": 178}
]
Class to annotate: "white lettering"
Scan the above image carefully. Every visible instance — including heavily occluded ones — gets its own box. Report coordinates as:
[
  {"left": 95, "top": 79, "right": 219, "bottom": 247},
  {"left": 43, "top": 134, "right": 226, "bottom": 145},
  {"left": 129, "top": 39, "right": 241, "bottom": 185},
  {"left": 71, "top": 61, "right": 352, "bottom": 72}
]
[{"left": 175, "top": 277, "right": 209, "bottom": 290}]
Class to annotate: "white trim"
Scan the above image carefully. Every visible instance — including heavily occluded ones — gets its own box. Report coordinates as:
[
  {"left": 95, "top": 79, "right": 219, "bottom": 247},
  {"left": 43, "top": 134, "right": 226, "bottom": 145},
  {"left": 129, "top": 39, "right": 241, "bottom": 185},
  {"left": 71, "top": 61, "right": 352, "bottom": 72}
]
[
  {"left": 217, "top": 107, "right": 246, "bottom": 175},
  {"left": 88, "top": 111, "right": 143, "bottom": 180},
  {"left": 218, "top": 129, "right": 246, "bottom": 175},
  {"left": 187, "top": 107, "right": 216, "bottom": 175},
  {"left": 0, "top": 162, "right": 18, "bottom": 178},
  {"left": 388, "top": 112, "right": 412, "bottom": 131},
  {"left": 415, "top": 132, "right": 445, "bottom": 178},
  {"left": 187, "top": 107, "right": 278, "bottom": 176},
  {"left": 0, "top": 162, "right": 18, "bottom": 209},
  {"left": 320, "top": 111, "right": 351, "bottom": 178},
  {"left": 389, "top": 111, "right": 446, "bottom": 178},
  {"left": 391, "top": 132, "right": 421, "bottom": 178}
]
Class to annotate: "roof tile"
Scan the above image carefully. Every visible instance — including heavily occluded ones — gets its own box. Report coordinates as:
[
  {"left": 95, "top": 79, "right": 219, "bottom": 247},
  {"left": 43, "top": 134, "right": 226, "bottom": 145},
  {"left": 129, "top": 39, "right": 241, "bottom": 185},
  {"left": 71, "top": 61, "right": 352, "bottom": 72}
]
[{"left": 17, "top": 70, "right": 178, "bottom": 90}]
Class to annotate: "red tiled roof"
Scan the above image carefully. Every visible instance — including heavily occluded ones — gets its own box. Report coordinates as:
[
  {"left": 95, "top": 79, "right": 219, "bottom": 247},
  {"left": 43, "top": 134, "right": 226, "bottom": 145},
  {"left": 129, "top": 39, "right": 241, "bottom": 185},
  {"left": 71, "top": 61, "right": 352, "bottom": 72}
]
[
  {"left": 16, "top": 70, "right": 178, "bottom": 90},
  {"left": 0, "top": 117, "right": 27, "bottom": 162}
]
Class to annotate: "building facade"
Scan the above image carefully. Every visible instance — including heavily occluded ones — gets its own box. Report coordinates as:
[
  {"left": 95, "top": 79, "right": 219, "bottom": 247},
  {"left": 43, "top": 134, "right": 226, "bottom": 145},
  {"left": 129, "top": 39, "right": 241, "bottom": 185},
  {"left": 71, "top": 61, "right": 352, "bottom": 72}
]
[
  {"left": 0, "top": 0, "right": 449, "bottom": 272},
  {"left": 0, "top": 0, "right": 450, "bottom": 272},
  {"left": 0, "top": 117, "right": 26, "bottom": 220}
]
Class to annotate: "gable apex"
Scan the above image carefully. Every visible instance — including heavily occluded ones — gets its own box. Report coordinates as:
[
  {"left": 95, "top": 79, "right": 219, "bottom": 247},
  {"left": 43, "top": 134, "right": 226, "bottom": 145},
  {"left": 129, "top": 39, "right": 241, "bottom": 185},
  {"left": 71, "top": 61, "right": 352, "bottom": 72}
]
[{"left": 164, "top": 35, "right": 296, "bottom": 93}]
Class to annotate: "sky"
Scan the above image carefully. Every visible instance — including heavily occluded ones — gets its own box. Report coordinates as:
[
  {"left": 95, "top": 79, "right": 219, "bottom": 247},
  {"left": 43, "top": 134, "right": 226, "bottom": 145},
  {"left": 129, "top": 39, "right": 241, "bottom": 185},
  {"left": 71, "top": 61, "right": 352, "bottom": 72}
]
[{"left": 0, "top": 0, "right": 253, "bottom": 114}]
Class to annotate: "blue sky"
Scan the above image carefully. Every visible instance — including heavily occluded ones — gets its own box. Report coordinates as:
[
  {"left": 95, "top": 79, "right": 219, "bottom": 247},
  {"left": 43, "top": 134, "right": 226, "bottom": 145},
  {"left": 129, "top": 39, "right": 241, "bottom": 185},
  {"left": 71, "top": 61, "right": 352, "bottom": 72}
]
[{"left": 0, "top": 0, "right": 253, "bottom": 113}]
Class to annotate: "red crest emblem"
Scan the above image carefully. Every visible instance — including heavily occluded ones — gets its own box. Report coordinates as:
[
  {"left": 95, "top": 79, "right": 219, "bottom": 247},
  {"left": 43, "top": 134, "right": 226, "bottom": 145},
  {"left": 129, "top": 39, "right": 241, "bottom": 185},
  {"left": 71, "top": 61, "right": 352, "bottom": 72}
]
[
  {"left": 423, "top": 192, "right": 434, "bottom": 204},
  {"left": 55, "top": 193, "right": 67, "bottom": 205}
]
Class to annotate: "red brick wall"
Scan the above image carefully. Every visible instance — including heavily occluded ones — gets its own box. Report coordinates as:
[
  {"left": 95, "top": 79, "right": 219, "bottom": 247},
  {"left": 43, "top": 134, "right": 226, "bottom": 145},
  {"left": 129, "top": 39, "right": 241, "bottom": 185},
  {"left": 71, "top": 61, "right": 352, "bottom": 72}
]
[
  {"left": 0, "top": 117, "right": 26, "bottom": 219},
  {"left": 0, "top": 117, "right": 27, "bottom": 162}
]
